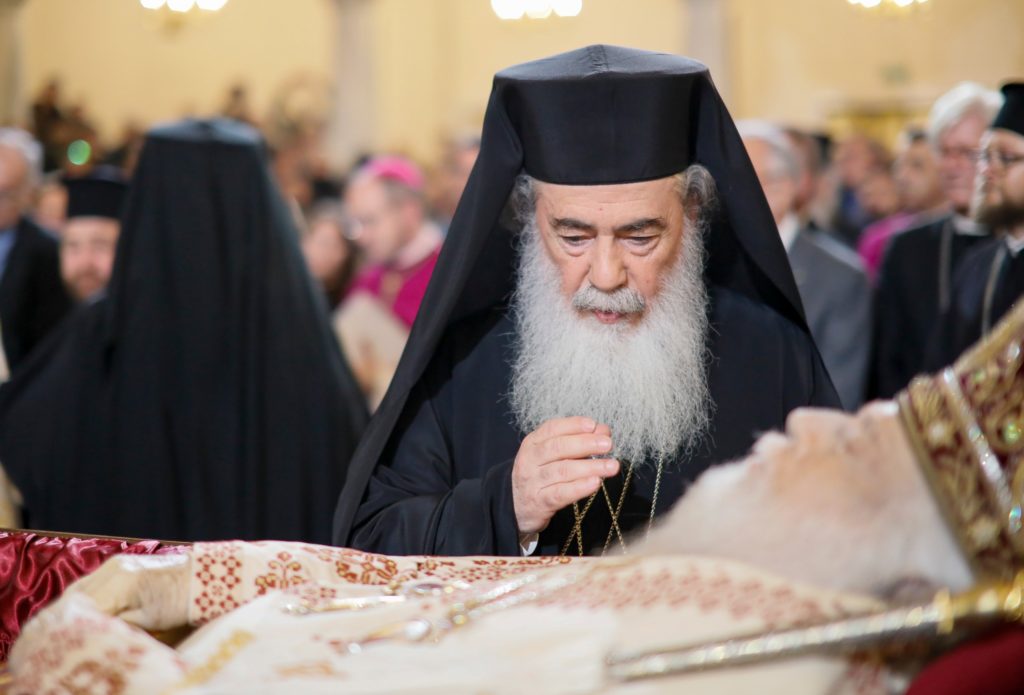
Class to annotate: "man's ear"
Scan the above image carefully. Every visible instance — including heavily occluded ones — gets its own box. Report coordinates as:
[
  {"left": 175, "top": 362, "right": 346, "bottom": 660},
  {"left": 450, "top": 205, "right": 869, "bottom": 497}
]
[{"left": 681, "top": 196, "right": 701, "bottom": 230}]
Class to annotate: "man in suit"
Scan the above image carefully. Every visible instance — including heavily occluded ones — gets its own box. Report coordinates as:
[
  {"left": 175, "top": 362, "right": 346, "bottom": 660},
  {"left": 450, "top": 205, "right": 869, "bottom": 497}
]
[
  {"left": 741, "top": 121, "right": 872, "bottom": 410},
  {"left": 0, "top": 129, "right": 72, "bottom": 373}
]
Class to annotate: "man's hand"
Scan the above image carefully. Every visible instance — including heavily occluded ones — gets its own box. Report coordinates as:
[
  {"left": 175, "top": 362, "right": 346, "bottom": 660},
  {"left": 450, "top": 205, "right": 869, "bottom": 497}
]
[
  {"left": 59, "top": 553, "right": 192, "bottom": 630},
  {"left": 512, "top": 416, "right": 620, "bottom": 535}
]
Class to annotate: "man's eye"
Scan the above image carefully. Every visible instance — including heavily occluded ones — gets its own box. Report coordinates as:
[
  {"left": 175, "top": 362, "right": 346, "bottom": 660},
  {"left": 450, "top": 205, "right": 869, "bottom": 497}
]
[
  {"left": 560, "top": 235, "right": 587, "bottom": 246},
  {"left": 626, "top": 236, "right": 655, "bottom": 246}
]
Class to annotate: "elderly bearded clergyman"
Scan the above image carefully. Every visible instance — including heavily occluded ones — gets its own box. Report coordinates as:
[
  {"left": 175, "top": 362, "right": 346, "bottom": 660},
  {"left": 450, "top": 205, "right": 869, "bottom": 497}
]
[{"left": 333, "top": 46, "right": 841, "bottom": 557}]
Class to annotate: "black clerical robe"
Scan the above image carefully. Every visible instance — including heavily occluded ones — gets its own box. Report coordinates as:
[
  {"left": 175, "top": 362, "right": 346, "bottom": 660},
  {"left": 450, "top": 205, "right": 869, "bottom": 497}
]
[
  {"left": 871, "top": 216, "right": 989, "bottom": 398},
  {"left": 347, "top": 285, "right": 840, "bottom": 557},
  {"left": 0, "top": 217, "right": 72, "bottom": 371},
  {"left": 926, "top": 237, "right": 1024, "bottom": 371},
  {"left": 0, "top": 121, "right": 368, "bottom": 544}
]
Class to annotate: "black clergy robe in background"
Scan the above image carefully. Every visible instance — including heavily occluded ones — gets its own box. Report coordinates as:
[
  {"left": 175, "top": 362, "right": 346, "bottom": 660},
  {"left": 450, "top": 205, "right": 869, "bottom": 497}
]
[
  {"left": 0, "top": 120, "right": 368, "bottom": 543},
  {"left": 871, "top": 215, "right": 989, "bottom": 398},
  {"left": 926, "top": 237, "right": 1024, "bottom": 372},
  {"left": 0, "top": 217, "right": 72, "bottom": 372},
  {"left": 348, "top": 285, "right": 839, "bottom": 557}
]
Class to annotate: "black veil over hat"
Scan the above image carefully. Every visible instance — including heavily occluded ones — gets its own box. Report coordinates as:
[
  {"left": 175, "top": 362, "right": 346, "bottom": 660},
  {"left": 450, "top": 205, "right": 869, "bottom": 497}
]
[
  {"left": 0, "top": 119, "right": 367, "bottom": 543},
  {"left": 333, "top": 45, "right": 817, "bottom": 545}
]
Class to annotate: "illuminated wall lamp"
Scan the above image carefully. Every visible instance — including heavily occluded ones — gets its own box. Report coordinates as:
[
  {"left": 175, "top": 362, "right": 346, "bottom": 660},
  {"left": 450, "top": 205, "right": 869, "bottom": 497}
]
[{"left": 491, "top": 0, "right": 584, "bottom": 21}]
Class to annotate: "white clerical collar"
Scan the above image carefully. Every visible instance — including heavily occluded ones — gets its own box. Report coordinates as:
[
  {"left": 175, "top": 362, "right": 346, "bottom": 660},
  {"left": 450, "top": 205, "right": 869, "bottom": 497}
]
[
  {"left": 777, "top": 213, "right": 800, "bottom": 252},
  {"left": 952, "top": 214, "right": 986, "bottom": 236},
  {"left": 1005, "top": 234, "right": 1024, "bottom": 257}
]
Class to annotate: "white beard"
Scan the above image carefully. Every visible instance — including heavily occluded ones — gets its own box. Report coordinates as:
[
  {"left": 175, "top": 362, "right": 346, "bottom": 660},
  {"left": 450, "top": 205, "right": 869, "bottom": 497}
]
[{"left": 508, "top": 217, "right": 711, "bottom": 468}]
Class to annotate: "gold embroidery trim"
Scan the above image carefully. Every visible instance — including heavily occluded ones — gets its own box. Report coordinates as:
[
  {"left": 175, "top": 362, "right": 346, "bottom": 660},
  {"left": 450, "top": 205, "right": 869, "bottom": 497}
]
[
  {"left": 898, "top": 384, "right": 983, "bottom": 579},
  {"left": 940, "top": 367, "right": 1024, "bottom": 557}
]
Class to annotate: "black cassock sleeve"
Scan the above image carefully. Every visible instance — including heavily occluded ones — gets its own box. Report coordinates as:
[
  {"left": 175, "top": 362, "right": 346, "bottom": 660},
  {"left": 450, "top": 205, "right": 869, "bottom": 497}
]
[{"left": 347, "top": 314, "right": 523, "bottom": 556}]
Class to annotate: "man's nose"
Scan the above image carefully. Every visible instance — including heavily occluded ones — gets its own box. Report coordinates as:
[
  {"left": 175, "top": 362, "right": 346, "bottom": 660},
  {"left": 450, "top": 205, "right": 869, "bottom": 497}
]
[
  {"left": 977, "top": 155, "right": 1000, "bottom": 181},
  {"left": 785, "top": 407, "right": 849, "bottom": 439},
  {"left": 588, "top": 237, "right": 627, "bottom": 291}
]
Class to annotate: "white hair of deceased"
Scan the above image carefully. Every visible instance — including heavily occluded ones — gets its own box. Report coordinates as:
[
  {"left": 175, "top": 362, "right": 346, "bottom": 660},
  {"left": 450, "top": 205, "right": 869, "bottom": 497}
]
[
  {"left": 0, "top": 128, "right": 43, "bottom": 189},
  {"left": 507, "top": 166, "right": 716, "bottom": 467},
  {"left": 927, "top": 82, "right": 1003, "bottom": 144}
]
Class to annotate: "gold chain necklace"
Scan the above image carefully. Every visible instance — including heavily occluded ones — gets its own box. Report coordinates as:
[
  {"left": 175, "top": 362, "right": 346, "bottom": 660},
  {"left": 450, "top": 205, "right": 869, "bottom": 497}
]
[{"left": 560, "top": 459, "right": 665, "bottom": 557}]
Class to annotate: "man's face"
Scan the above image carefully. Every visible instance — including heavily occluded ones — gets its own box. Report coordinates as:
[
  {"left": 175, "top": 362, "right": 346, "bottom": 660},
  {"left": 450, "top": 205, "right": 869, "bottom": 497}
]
[
  {"left": 936, "top": 113, "right": 988, "bottom": 214},
  {"left": 345, "top": 177, "right": 419, "bottom": 266},
  {"left": 33, "top": 183, "right": 67, "bottom": 234},
  {"left": 834, "top": 136, "right": 878, "bottom": 188},
  {"left": 301, "top": 218, "right": 350, "bottom": 286},
  {"left": 0, "top": 146, "right": 31, "bottom": 230},
  {"left": 60, "top": 217, "right": 120, "bottom": 302},
  {"left": 856, "top": 169, "right": 902, "bottom": 219},
  {"left": 750, "top": 403, "right": 908, "bottom": 503},
  {"left": 533, "top": 176, "right": 688, "bottom": 329},
  {"left": 895, "top": 140, "right": 944, "bottom": 213},
  {"left": 643, "top": 399, "right": 975, "bottom": 594},
  {"left": 436, "top": 145, "right": 479, "bottom": 219},
  {"left": 973, "top": 128, "right": 1024, "bottom": 231},
  {"left": 743, "top": 137, "right": 798, "bottom": 226}
]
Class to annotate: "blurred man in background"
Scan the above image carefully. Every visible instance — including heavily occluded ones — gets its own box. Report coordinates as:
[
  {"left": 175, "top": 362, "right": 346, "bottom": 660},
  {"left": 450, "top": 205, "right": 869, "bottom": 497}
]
[
  {"left": 0, "top": 128, "right": 71, "bottom": 373},
  {"left": 336, "top": 156, "right": 442, "bottom": 407},
  {"left": 431, "top": 134, "right": 480, "bottom": 232},
  {"left": 59, "top": 167, "right": 127, "bottom": 303},
  {"left": 783, "top": 128, "right": 832, "bottom": 231},
  {"left": 857, "top": 128, "right": 948, "bottom": 281},
  {"left": 742, "top": 121, "right": 871, "bottom": 410},
  {"left": 830, "top": 133, "right": 889, "bottom": 246},
  {"left": 343, "top": 155, "right": 442, "bottom": 328},
  {"left": 301, "top": 201, "right": 359, "bottom": 311}
]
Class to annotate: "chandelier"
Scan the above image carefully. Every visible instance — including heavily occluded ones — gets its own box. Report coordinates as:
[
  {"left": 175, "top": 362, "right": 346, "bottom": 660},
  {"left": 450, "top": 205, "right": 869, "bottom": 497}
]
[
  {"left": 491, "top": 0, "right": 583, "bottom": 21},
  {"left": 847, "top": 0, "right": 929, "bottom": 9},
  {"left": 139, "top": 0, "right": 229, "bottom": 12}
]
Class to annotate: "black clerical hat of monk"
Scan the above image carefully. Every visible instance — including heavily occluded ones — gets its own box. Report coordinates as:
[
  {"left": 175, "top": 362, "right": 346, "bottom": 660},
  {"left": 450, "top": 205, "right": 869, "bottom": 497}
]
[
  {"left": 333, "top": 45, "right": 820, "bottom": 546},
  {"left": 993, "top": 82, "right": 1024, "bottom": 137},
  {"left": 64, "top": 166, "right": 128, "bottom": 220}
]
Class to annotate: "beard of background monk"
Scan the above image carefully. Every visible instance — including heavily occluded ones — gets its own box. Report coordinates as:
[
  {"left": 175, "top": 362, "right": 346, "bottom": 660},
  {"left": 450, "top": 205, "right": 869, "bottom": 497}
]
[
  {"left": 975, "top": 197, "right": 1024, "bottom": 231},
  {"left": 508, "top": 193, "right": 712, "bottom": 469},
  {"left": 973, "top": 175, "right": 1024, "bottom": 232}
]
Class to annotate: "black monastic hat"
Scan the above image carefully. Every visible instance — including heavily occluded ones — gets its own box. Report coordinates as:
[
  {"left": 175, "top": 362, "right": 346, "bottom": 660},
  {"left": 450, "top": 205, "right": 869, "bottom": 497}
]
[
  {"left": 993, "top": 82, "right": 1024, "bottom": 137},
  {"left": 64, "top": 166, "right": 128, "bottom": 220}
]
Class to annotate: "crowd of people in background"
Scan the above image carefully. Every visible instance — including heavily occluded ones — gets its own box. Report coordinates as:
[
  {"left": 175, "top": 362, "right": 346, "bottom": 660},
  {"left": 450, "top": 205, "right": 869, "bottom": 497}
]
[{"left": 1, "top": 76, "right": 1019, "bottom": 417}]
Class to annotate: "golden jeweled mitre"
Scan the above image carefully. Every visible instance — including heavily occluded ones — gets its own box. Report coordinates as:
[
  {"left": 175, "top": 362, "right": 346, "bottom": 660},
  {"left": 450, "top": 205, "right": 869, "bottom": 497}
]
[{"left": 900, "top": 300, "right": 1024, "bottom": 581}]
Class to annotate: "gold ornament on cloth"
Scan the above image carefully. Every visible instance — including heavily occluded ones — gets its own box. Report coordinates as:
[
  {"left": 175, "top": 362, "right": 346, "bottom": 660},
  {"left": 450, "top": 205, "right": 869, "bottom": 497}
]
[{"left": 899, "top": 300, "right": 1024, "bottom": 581}]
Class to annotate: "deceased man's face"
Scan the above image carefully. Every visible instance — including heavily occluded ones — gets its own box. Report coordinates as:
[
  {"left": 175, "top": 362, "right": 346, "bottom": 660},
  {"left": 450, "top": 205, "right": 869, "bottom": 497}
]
[{"left": 642, "top": 401, "right": 975, "bottom": 595}]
